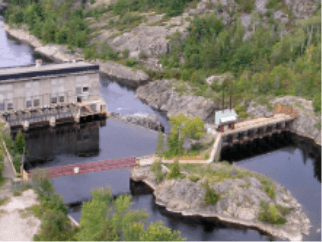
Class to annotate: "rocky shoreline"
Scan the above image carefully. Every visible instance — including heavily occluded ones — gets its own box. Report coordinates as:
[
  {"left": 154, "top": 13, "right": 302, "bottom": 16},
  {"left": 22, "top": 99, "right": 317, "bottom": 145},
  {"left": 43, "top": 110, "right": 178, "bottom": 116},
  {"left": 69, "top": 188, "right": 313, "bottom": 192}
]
[
  {"left": 130, "top": 164, "right": 311, "bottom": 241},
  {"left": 109, "top": 112, "right": 164, "bottom": 132},
  {"left": 0, "top": 23, "right": 150, "bottom": 88}
]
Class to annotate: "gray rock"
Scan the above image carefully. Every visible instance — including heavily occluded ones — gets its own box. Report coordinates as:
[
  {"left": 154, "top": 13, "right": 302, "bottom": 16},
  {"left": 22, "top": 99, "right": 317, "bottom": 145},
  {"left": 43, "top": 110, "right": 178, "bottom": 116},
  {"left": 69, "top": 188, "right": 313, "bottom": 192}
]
[
  {"left": 110, "top": 112, "right": 164, "bottom": 132},
  {"left": 249, "top": 177, "right": 262, "bottom": 188},
  {"left": 136, "top": 79, "right": 220, "bottom": 123}
]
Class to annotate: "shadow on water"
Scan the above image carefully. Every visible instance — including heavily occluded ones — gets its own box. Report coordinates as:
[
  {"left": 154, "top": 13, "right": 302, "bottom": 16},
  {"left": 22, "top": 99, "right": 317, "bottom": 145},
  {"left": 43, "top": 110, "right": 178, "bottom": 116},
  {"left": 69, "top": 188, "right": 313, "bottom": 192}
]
[{"left": 220, "top": 132, "right": 321, "bottom": 183}]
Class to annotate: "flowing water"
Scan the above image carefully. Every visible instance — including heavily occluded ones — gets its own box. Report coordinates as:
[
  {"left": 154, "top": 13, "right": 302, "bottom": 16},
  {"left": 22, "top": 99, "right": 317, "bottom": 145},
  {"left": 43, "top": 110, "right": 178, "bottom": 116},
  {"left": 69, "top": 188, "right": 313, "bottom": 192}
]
[{"left": 0, "top": 17, "right": 320, "bottom": 241}]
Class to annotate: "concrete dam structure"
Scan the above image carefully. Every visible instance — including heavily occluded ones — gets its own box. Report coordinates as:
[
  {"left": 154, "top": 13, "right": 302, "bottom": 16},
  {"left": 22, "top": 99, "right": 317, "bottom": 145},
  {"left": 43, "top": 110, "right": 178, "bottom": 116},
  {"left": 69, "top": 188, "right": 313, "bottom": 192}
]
[{"left": 0, "top": 60, "right": 107, "bottom": 130}]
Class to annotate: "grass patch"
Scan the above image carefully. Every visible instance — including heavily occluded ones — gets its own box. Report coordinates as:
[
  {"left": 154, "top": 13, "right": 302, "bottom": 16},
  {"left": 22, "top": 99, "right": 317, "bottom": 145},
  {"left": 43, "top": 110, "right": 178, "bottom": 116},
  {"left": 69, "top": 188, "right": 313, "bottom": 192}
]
[
  {"left": 276, "top": 204, "right": 291, "bottom": 216},
  {"left": 263, "top": 181, "right": 276, "bottom": 199},
  {"left": 316, "top": 120, "right": 321, "bottom": 131},
  {"left": 0, "top": 197, "right": 9, "bottom": 206},
  {"left": 283, "top": 199, "right": 290, "bottom": 204},
  {"left": 188, "top": 174, "right": 200, "bottom": 182},
  {"left": 18, "top": 206, "right": 34, "bottom": 219},
  {"left": 259, "top": 201, "right": 287, "bottom": 225},
  {"left": 12, "top": 182, "right": 33, "bottom": 197}
]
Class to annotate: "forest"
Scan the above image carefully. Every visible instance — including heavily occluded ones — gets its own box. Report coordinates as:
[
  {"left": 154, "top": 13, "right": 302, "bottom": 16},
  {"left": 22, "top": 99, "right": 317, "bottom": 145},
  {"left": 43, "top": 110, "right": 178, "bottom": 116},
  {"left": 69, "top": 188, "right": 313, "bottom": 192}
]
[{"left": 4, "top": 0, "right": 321, "bottom": 116}]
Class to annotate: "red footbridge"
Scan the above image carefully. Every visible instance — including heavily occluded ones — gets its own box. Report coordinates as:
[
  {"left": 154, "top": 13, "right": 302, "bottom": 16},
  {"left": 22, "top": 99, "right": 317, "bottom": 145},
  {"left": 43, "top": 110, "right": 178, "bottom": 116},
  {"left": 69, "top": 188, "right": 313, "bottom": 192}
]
[{"left": 29, "top": 157, "right": 137, "bottom": 179}]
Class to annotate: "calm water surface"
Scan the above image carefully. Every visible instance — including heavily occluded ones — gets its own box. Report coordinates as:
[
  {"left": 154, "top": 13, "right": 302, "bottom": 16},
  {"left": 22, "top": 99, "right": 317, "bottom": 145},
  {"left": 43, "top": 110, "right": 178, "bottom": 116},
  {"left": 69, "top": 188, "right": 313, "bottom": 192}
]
[{"left": 0, "top": 17, "right": 320, "bottom": 241}]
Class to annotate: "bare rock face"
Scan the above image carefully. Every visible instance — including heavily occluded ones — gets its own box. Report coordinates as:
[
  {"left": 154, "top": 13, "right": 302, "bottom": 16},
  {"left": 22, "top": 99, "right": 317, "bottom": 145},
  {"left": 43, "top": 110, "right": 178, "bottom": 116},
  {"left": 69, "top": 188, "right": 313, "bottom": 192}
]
[
  {"left": 95, "top": 60, "right": 150, "bottom": 88},
  {"left": 130, "top": 164, "right": 311, "bottom": 241},
  {"left": 110, "top": 112, "right": 164, "bottom": 132},
  {"left": 284, "top": 0, "right": 319, "bottom": 19},
  {"left": 136, "top": 79, "right": 220, "bottom": 123}
]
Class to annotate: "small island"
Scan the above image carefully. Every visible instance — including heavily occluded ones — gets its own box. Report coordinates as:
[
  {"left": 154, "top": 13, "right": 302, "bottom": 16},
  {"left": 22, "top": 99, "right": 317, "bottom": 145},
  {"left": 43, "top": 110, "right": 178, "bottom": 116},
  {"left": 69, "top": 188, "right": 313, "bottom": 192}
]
[{"left": 130, "top": 161, "right": 311, "bottom": 241}]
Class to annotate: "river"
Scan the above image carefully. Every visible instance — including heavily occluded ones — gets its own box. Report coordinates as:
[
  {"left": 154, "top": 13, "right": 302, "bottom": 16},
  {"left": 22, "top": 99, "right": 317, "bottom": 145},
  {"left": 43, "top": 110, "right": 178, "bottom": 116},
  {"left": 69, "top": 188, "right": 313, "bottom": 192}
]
[{"left": 0, "top": 17, "right": 320, "bottom": 241}]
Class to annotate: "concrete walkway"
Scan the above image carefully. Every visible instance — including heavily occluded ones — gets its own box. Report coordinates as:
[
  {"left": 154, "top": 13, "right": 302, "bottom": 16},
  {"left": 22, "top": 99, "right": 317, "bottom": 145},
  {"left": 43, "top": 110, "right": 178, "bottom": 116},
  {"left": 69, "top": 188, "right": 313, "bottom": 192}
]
[{"left": 2, "top": 156, "right": 16, "bottom": 179}]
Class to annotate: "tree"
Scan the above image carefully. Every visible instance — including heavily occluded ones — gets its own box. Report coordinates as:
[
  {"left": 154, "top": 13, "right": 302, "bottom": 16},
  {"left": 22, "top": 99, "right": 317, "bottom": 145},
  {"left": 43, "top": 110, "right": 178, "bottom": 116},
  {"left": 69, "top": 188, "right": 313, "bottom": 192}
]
[
  {"left": 155, "top": 129, "right": 164, "bottom": 155},
  {"left": 77, "top": 186, "right": 185, "bottom": 241},
  {"left": 167, "top": 158, "right": 181, "bottom": 179},
  {"left": 15, "top": 129, "right": 26, "bottom": 155}
]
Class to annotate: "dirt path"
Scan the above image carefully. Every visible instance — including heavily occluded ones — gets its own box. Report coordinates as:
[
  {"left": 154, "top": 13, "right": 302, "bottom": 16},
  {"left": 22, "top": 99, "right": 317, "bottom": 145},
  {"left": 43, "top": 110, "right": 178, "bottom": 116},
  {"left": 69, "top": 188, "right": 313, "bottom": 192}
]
[{"left": 0, "top": 189, "right": 41, "bottom": 241}]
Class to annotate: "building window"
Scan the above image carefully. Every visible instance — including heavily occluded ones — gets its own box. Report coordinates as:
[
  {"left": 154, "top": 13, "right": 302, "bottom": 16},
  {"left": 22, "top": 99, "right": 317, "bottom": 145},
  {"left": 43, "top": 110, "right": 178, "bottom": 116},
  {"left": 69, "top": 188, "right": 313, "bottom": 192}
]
[
  {"left": 34, "top": 99, "right": 40, "bottom": 106},
  {"left": 51, "top": 97, "right": 57, "bottom": 103},
  {"left": 0, "top": 103, "right": 4, "bottom": 111},
  {"left": 26, "top": 100, "right": 32, "bottom": 107},
  {"left": 7, "top": 103, "right": 13, "bottom": 110},
  {"left": 59, "top": 96, "right": 64, "bottom": 103},
  {"left": 83, "top": 87, "right": 88, "bottom": 92},
  {"left": 76, "top": 87, "right": 82, "bottom": 95}
]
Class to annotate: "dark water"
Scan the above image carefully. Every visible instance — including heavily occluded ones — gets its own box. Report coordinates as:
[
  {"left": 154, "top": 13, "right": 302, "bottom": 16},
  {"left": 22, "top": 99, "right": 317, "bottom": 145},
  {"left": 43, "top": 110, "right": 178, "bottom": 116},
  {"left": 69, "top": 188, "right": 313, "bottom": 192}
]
[{"left": 1, "top": 17, "right": 321, "bottom": 241}]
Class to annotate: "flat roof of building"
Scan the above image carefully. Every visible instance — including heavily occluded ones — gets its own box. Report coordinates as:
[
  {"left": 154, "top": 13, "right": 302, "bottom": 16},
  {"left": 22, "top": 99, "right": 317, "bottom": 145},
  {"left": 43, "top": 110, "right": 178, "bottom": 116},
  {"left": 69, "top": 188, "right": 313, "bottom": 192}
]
[
  {"left": 0, "top": 61, "right": 99, "bottom": 81},
  {"left": 215, "top": 109, "right": 238, "bottom": 125}
]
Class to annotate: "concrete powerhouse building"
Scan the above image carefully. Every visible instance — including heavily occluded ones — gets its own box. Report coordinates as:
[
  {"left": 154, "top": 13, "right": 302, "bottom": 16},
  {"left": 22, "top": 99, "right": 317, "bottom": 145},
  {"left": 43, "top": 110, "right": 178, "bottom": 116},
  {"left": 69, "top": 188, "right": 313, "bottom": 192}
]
[{"left": 0, "top": 60, "right": 107, "bottom": 128}]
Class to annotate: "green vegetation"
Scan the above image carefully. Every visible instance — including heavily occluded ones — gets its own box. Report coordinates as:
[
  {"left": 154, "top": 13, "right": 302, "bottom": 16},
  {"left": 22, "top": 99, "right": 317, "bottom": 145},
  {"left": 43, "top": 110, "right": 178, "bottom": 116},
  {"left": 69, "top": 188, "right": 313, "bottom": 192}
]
[
  {"left": 188, "top": 174, "right": 199, "bottom": 182},
  {"left": 12, "top": 182, "right": 32, "bottom": 196},
  {"left": 151, "top": 159, "right": 166, "bottom": 182},
  {"left": 155, "top": 129, "right": 165, "bottom": 155},
  {"left": 161, "top": 114, "right": 205, "bottom": 159},
  {"left": 203, "top": 180, "right": 221, "bottom": 205},
  {"left": 258, "top": 201, "right": 288, "bottom": 225},
  {"left": 112, "top": 0, "right": 201, "bottom": 17},
  {"left": 167, "top": 158, "right": 185, "bottom": 179},
  {"left": 159, "top": 9, "right": 321, "bottom": 113},
  {"left": 29, "top": 167, "right": 185, "bottom": 241},
  {"left": 262, "top": 180, "right": 276, "bottom": 199},
  {"left": 0, "top": 197, "right": 9, "bottom": 206}
]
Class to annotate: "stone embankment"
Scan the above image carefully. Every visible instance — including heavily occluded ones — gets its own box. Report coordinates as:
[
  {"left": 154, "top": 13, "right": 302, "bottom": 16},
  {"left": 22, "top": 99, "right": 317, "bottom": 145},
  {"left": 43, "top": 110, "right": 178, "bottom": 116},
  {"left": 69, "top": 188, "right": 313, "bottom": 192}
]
[
  {"left": 0, "top": 23, "right": 150, "bottom": 87},
  {"left": 136, "top": 79, "right": 220, "bottom": 123},
  {"left": 246, "top": 96, "right": 321, "bottom": 146},
  {"left": 109, "top": 112, "right": 164, "bottom": 132},
  {"left": 130, "top": 163, "right": 311, "bottom": 241}
]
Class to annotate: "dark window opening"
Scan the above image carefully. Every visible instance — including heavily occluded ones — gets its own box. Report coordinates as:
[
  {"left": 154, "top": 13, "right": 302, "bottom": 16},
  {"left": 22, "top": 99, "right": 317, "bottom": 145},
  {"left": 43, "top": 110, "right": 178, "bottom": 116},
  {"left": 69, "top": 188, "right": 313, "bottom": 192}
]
[
  {"left": 26, "top": 100, "right": 32, "bottom": 107},
  {"left": 7, "top": 103, "right": 13, "bottom": 110},
  {"left": 59, "top": 96, "right": 64, "bottom": 102},
  {"left": 34, "top": 99, "right": 40, "bottom": 106},
  {"left": 51, "top": 97, "right": 57, "bottom": 103}
]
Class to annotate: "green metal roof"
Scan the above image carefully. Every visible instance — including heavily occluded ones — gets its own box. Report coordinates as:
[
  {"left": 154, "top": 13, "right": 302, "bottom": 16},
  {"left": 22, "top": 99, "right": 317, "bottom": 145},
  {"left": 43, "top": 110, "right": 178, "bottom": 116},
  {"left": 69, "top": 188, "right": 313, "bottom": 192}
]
[{"left": 214, "top": 109, "right": 238, "bottom": 125}]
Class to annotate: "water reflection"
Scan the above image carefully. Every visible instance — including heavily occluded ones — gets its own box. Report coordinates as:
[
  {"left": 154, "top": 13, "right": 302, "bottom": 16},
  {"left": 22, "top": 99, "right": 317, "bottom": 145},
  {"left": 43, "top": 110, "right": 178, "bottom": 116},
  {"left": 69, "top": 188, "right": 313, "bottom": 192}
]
[{"left": 20, "top": 121, "right": 101, "bottom": 168}]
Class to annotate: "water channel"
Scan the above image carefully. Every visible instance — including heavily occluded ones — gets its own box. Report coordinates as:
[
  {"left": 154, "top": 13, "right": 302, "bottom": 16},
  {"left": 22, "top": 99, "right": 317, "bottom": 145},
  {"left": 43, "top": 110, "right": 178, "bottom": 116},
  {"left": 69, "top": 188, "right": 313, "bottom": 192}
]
[{"left": 0, "top": 17, "right": 321, "bottom": 241}]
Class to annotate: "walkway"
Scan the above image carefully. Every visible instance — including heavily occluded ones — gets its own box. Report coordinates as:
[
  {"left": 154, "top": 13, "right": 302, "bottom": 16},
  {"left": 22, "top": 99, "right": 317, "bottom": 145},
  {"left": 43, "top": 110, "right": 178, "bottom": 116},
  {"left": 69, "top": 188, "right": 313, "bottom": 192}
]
[
  {"left": 223, "top": 113, "right": 294, "bottom": 136},
  {"left": 29, "top": 157, "right": 136, "bottom": 179}
]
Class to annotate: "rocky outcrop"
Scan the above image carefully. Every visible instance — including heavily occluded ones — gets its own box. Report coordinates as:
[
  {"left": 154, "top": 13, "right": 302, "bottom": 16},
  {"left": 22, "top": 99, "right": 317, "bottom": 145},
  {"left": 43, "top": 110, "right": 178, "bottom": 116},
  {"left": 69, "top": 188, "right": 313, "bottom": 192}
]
[
  {"left": 135, "top": 79, "right": 220, "bottom": 123},
  {"left": 109, "top": 112, "right": 164, "bottom": 132},
  {"left": 246, "top": 96, "right": 321, "bottom": 145},
  {"left": 95, "top": 60, "right": 149, "bottom": 88},
  {"left": 130, "top": 163, "right": 311, "bottom": 241}
]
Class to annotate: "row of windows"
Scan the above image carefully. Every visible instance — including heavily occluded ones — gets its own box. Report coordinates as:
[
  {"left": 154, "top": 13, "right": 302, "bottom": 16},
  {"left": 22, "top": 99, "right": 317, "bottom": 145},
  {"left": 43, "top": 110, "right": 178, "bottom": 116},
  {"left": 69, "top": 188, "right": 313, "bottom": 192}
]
[{"left": 0, "top": 96, "right": 65, "bottom": 111}]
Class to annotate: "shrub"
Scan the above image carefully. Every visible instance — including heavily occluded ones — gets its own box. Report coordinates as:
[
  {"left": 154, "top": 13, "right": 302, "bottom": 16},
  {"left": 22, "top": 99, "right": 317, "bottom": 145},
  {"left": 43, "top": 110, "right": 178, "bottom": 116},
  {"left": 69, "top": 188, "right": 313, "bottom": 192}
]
[
  {"left": 167, "top": 159, "right": 181, "bottom": 179},
  {"left": 125, "top": 57, "right": 138, "bottom": 67},
  {"left": 151, "top": 159, "right": 166, "bottom": 182},
  {"left": 263, "top": 182, "right": 276, "bottom": 199},
  {"left": 13, "top": 154, "right": 21, "bottom": 173},
  {"left": 276, "top": 204, "right": 291, "bottom": 216},
  {"left": 122, "top": 48, "right": 130, "bottom": 59},
  {"left": 259, "top": 201, "right": 287, "bottom": 225},
  {"left": 203, "top": 180, "right": 221, "bottom": 205},
  {"left": 204, "top": 152, "right": 210, "bottom": 160},
  {"left": 188, "top": 175, "right": 200, "bottom": 182}
]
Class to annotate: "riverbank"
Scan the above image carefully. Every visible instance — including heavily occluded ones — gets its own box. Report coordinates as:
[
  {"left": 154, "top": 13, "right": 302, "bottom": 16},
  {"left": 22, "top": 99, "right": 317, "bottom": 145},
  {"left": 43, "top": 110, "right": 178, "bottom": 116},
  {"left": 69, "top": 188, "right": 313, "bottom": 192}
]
[
  {"left": 130, "top": 163, "right": 311, "bottom": 241},
  {"left": 0, "top": 22, "right": 150, "bottom": 88}
]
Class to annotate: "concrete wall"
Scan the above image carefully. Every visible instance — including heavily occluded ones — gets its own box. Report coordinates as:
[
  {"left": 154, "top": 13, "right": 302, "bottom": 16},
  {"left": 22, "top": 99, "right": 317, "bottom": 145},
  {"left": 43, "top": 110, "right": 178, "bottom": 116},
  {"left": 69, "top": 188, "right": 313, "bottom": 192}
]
[{"left": 0, "top": 72, "right": 99, "bottom": 112}]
